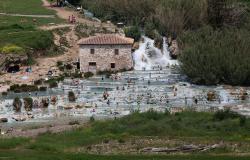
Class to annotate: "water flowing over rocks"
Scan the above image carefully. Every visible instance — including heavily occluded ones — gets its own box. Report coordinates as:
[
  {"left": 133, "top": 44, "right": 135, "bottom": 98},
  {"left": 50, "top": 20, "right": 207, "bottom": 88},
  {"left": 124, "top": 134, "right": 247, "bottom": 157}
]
[{"left": 0, "top": 37, "right": 250, "bottom": 124}]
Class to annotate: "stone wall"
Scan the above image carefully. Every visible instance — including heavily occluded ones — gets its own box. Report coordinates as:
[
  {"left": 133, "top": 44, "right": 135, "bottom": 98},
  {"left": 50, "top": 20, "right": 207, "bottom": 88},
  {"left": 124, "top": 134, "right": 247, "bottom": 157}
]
[{"left": 79, "top": 44, "right": 133, "bottom": 72}]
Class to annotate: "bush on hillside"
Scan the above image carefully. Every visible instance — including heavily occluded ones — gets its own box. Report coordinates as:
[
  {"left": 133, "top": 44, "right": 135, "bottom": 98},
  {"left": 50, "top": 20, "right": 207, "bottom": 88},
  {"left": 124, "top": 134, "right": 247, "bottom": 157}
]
[
  {"left": 27, "top": 31, "right": 54, "bottom": 50},
  {"left": 1, "top": 44, "right": 24, "bottom": 54},
  {"left": 213, "top": 109, "right": 242, "bottom": 121},
  {"left": 23, "top": 97, "right": 33, "bottom": 111},
  {"left": 9, "top": 84, "right": 39, "bottom": 93},
  {"left": 68, "top": 91, "right": 76, "bottom": 102},
  {"left": 84, "top": 72, "right": 94, "bottom": 79},
  {"left": 124, "top": 26, "right": 141, "bottom": 42},
  {"left": 179, "top": 26, "right": 250, "bottom": 85}
]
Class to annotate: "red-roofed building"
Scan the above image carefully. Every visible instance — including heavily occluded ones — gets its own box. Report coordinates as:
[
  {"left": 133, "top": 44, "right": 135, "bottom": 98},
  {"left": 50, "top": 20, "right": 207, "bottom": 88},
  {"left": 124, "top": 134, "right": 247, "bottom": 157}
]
[{"left": 78, "top": 34, "right": 134, "bottom": 73}]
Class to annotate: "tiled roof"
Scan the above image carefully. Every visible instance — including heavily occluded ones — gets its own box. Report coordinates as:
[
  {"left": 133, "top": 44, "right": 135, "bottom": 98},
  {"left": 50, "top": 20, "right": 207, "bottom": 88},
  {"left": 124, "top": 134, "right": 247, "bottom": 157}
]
[{"left": 78, "top": 34, "right": 134, "bottom": 45}]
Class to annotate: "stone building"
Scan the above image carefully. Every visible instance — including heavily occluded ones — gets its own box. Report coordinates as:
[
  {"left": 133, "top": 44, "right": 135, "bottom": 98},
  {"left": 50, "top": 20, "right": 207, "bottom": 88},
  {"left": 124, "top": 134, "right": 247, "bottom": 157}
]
[{"left": 78, "top": 34, "right": 134, "bottom": 73}]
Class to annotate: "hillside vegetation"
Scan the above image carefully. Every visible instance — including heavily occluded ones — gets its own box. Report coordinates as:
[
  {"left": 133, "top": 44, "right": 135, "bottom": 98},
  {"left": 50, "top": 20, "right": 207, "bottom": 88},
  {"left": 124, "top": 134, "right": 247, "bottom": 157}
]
[
  {"left": 0, "top": 0, "right": 55, "bottom": 15},
  {"left": 0, "top": 0, "right": 64, "bottom": 64},
  {"left": 0, "top": 110, "right": 250, "bottom": 159},
  {"left": 81, "top": 0, "right": 250, "bottom": 86}
]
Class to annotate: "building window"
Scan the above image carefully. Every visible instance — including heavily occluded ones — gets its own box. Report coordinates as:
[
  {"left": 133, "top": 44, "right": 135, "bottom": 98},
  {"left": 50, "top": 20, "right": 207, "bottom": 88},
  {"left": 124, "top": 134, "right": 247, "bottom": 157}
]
[
  {"left": 111, "top": 63, "right": 116, "bottom": 69},
  {"left": 89, "top": 62, "right": 96, "bottom": 66},
  {"left": 90, "top": 49, "right": 95, "bottom": 54},
  {"left": 114, "top": 49, "right": 119, "bottom": 55}
]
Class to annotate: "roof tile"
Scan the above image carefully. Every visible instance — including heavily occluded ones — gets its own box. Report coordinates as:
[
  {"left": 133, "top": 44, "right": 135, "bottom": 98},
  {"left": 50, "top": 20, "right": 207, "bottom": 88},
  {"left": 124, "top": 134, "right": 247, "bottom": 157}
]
[{"left": 78, "top": 34, "right": 134, "bottom": 45}]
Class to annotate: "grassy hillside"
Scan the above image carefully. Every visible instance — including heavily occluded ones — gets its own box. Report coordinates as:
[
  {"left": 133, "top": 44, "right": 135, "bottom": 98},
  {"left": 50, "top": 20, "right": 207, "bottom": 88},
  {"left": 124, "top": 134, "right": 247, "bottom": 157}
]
[
  {"left": 0, "top": 0, "right": 55, "bottom": 15},
  {"left": 0, "top": 0, "right": 64, "bottom": 57},
  {"left": 0, "top": 111, "right": 250, "bottom": 159},
  {"left": 81, "top": 0, "right": 250, "bottom": 86}
]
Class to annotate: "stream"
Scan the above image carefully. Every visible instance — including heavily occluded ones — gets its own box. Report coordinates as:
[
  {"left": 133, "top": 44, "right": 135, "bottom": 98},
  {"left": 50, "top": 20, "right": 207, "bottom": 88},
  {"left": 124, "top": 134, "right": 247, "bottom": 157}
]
[{"left": 1, "top": 37, "right": 250, "bottom": 124}]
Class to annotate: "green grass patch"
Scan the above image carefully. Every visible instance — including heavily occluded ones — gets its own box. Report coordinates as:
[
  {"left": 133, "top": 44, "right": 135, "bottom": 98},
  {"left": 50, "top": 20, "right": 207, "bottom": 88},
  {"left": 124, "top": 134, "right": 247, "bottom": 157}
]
[
  {"left": 0, "top": 151, "right": 250, "bottom": 160},
  {"left": 0, "top": 15, "right": 63, "bottom": 56},
  {"left": 0, "top": 138, "right": 29, "bottom": 149},
  {"left": 0, "top": 15, "right": 63, "bottom": 27},
  {"left": 5, "top": 111, "right": 248, "bottom": 154},
  {"left": 1, "top": 111, "right": 250, "bottom": 158},
  {"left": 0, "top": 0, "right": 55, "bottom": 15}
]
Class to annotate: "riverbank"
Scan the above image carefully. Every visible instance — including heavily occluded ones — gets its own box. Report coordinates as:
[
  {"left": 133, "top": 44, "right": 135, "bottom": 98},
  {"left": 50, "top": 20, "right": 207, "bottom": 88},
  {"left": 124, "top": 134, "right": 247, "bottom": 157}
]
[{"left": 1, "top": 111, "right": 250, "bottom": 159}]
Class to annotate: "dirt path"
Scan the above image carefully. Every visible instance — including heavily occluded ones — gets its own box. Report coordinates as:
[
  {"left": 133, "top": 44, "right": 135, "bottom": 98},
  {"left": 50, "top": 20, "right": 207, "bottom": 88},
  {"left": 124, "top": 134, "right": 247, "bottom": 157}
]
[
  {"left": 38, "top": 0, "right": 119, "bottom": 75},
  {"left": 41, "top": 0, "right": 116, "bottom": 30}
]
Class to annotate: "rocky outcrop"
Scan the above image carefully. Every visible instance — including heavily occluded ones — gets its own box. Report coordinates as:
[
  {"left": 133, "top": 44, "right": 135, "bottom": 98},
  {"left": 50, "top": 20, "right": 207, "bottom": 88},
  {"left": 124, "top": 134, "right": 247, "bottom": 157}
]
[
  {"left": 141, "top": 144, "right": 221, "bottom": 153},
  {"left": 207, "top": 91, "right": 216, "bottom": 101},
  {"left": 0, "top": 118, "right": 8, "bottom": 123},
  {"left": 168, "top": 38, "right": 179, "bottom": 59},
  {"left": 239, "top": 88, "right": 248, "bottom": 100}
]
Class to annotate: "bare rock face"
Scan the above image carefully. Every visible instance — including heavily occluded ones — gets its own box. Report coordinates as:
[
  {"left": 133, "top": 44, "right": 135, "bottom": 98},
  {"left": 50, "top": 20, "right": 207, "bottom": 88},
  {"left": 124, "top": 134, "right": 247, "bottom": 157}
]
[
  {"left": 40, "top": 98, "right": 50, "bottom": 108},
  {"left": 132, "top": 42, "right": 140, "bottom": 51},
  {"left": 13, "top": 98, "right": 22, "bottom": 112},
  {"left": 169, "top": 40, "right": 179, "bottom": 59},
  {"left": 51, "top": 96, "right": 57, "bottom": 105},
  {"left": 207, "top": 91, "right": 216, "bottom": 101}
]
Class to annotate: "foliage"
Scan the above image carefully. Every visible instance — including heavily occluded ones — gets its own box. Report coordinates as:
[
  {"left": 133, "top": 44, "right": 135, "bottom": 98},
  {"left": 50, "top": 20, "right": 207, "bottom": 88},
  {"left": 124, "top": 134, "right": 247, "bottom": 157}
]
[
  {"left": 45, "top": 76, "right": 65, "bottom": 88},
  {"left": 214, "top": 109, "right": 243, "bottom": 121},
  {"left": 68, "top": 91, "right": 76, "bottom": 102},
  {"left": 1, "top": 44, "right": 24, "bottom": 54},
  {"left": 49, "top": 81, "right": 58, "bottom": 88},
  {"left": 23, "top": 97, "right": 33, "bottom": 111},
  {"left": 0, "top": 0, "right": 56, "bottom": 15},
  {"left": 39, "top": 86, "right": 47, "bottom": 91},
  {"left": 84, "top": 72, "right": 94, "bottom": 79},
  {"left": 57, "top": 61, "right": 63, "bottom": 67},
  {"left": 124, "top": 26, "right": 141, "bottom": 41},
  {"left": 9, "top": 84, "right": 39, "bottom": 93},
  {"left": 179, "top": 26, "right": 250, "bottom": 85},
  {"left": 81, "top": 0, "right": 208, "bottom": 35},
  {"left": 1, "top": 111, "right": 250, "bottom": 159}
]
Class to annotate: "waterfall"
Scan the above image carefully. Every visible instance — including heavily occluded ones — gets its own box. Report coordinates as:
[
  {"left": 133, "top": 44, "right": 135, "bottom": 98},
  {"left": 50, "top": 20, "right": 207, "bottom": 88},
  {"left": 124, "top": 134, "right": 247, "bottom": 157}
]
[{"left": 133, "top": 36, "right": 179, "bottom": 70}]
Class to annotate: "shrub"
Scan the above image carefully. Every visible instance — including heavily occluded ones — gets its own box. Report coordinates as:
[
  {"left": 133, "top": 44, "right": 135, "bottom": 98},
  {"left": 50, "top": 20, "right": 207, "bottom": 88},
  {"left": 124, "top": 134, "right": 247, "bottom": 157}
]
[
  {"left": 69, "top": 120, "right": 80, "bottom": 125},
  {"left": 49, "top": 81, "right": 58, "bottom": 88},
  {"left": 9, "top": 84, "right": 39, "bottom": 93},
  {"left": 84, "top": 72, "right": 94, "bottom": 79},
  {"left": 13, "top": 97, "right": 22, "bottom": 112},
  {"left": 213, "top": 109, "right": 242, "bottom": 121},
  {"left": 68, "top": 91, "right": 76, "bottom": 102},
  {"left": 2, "top": 92, "right": 7, "bottom": 96},
  {"left": 39, "top": 86, "right": 47, "bottom": 91},
  {"left": 1, "top": 44, "right": 24, "bottom": 54},
  {"left": 90, "top": 116, "right": 95, "bottom": 122},
  {"left": 34, "top": 79, "right": 43, "bottom": 85},
  {"left": 124, "top": 26, "right": 141, "bottom": 42},
  {"left": 23, "top": 97, "right": 33, "bottom": 111},
  {"left": 179, "top": 26, "right": 250, "bottom": 85},
  {"left": 65, "top": 64, "right": 73, "bottom": 70},
  {"left": 57, "top": 61, "right": 63, "bottom": 67},
  {"left": 28, "top": 31, "right": 54, "bottom": 50},
  {"left": 239, "top": 116, "right": 246, "bottom": 126}
]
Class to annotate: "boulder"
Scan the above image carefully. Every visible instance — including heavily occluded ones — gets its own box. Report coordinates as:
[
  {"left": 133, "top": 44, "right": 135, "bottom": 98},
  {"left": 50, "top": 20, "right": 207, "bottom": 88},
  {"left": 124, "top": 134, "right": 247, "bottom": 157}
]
[
  {"left": 207, "top": 91, "right": 216, "bottom": 101},
  {"left": 169, "top": 40, "right": 179, "bottom": 59},
  {"left": 0, "top": 118, "right": 8, "bottom": 123},
  {"left": 239, "top": 88, "right": 248, "bottom": 100},
  {"left": 12, "top": 115, "right": 26, "bottom": 122}
]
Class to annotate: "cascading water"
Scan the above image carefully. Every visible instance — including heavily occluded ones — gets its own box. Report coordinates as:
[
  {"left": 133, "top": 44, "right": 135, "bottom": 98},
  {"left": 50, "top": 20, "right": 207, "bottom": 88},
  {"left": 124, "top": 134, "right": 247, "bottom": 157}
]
[{"left": 133, "top": 36, "right": 179, "bottom": 70}]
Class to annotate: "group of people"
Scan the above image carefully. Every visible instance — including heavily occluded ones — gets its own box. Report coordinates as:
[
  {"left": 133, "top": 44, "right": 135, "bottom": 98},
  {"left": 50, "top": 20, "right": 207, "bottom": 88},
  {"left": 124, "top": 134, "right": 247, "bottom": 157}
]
[{"left": 68, "top": 15, "right": 76, "bottom": 23}]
